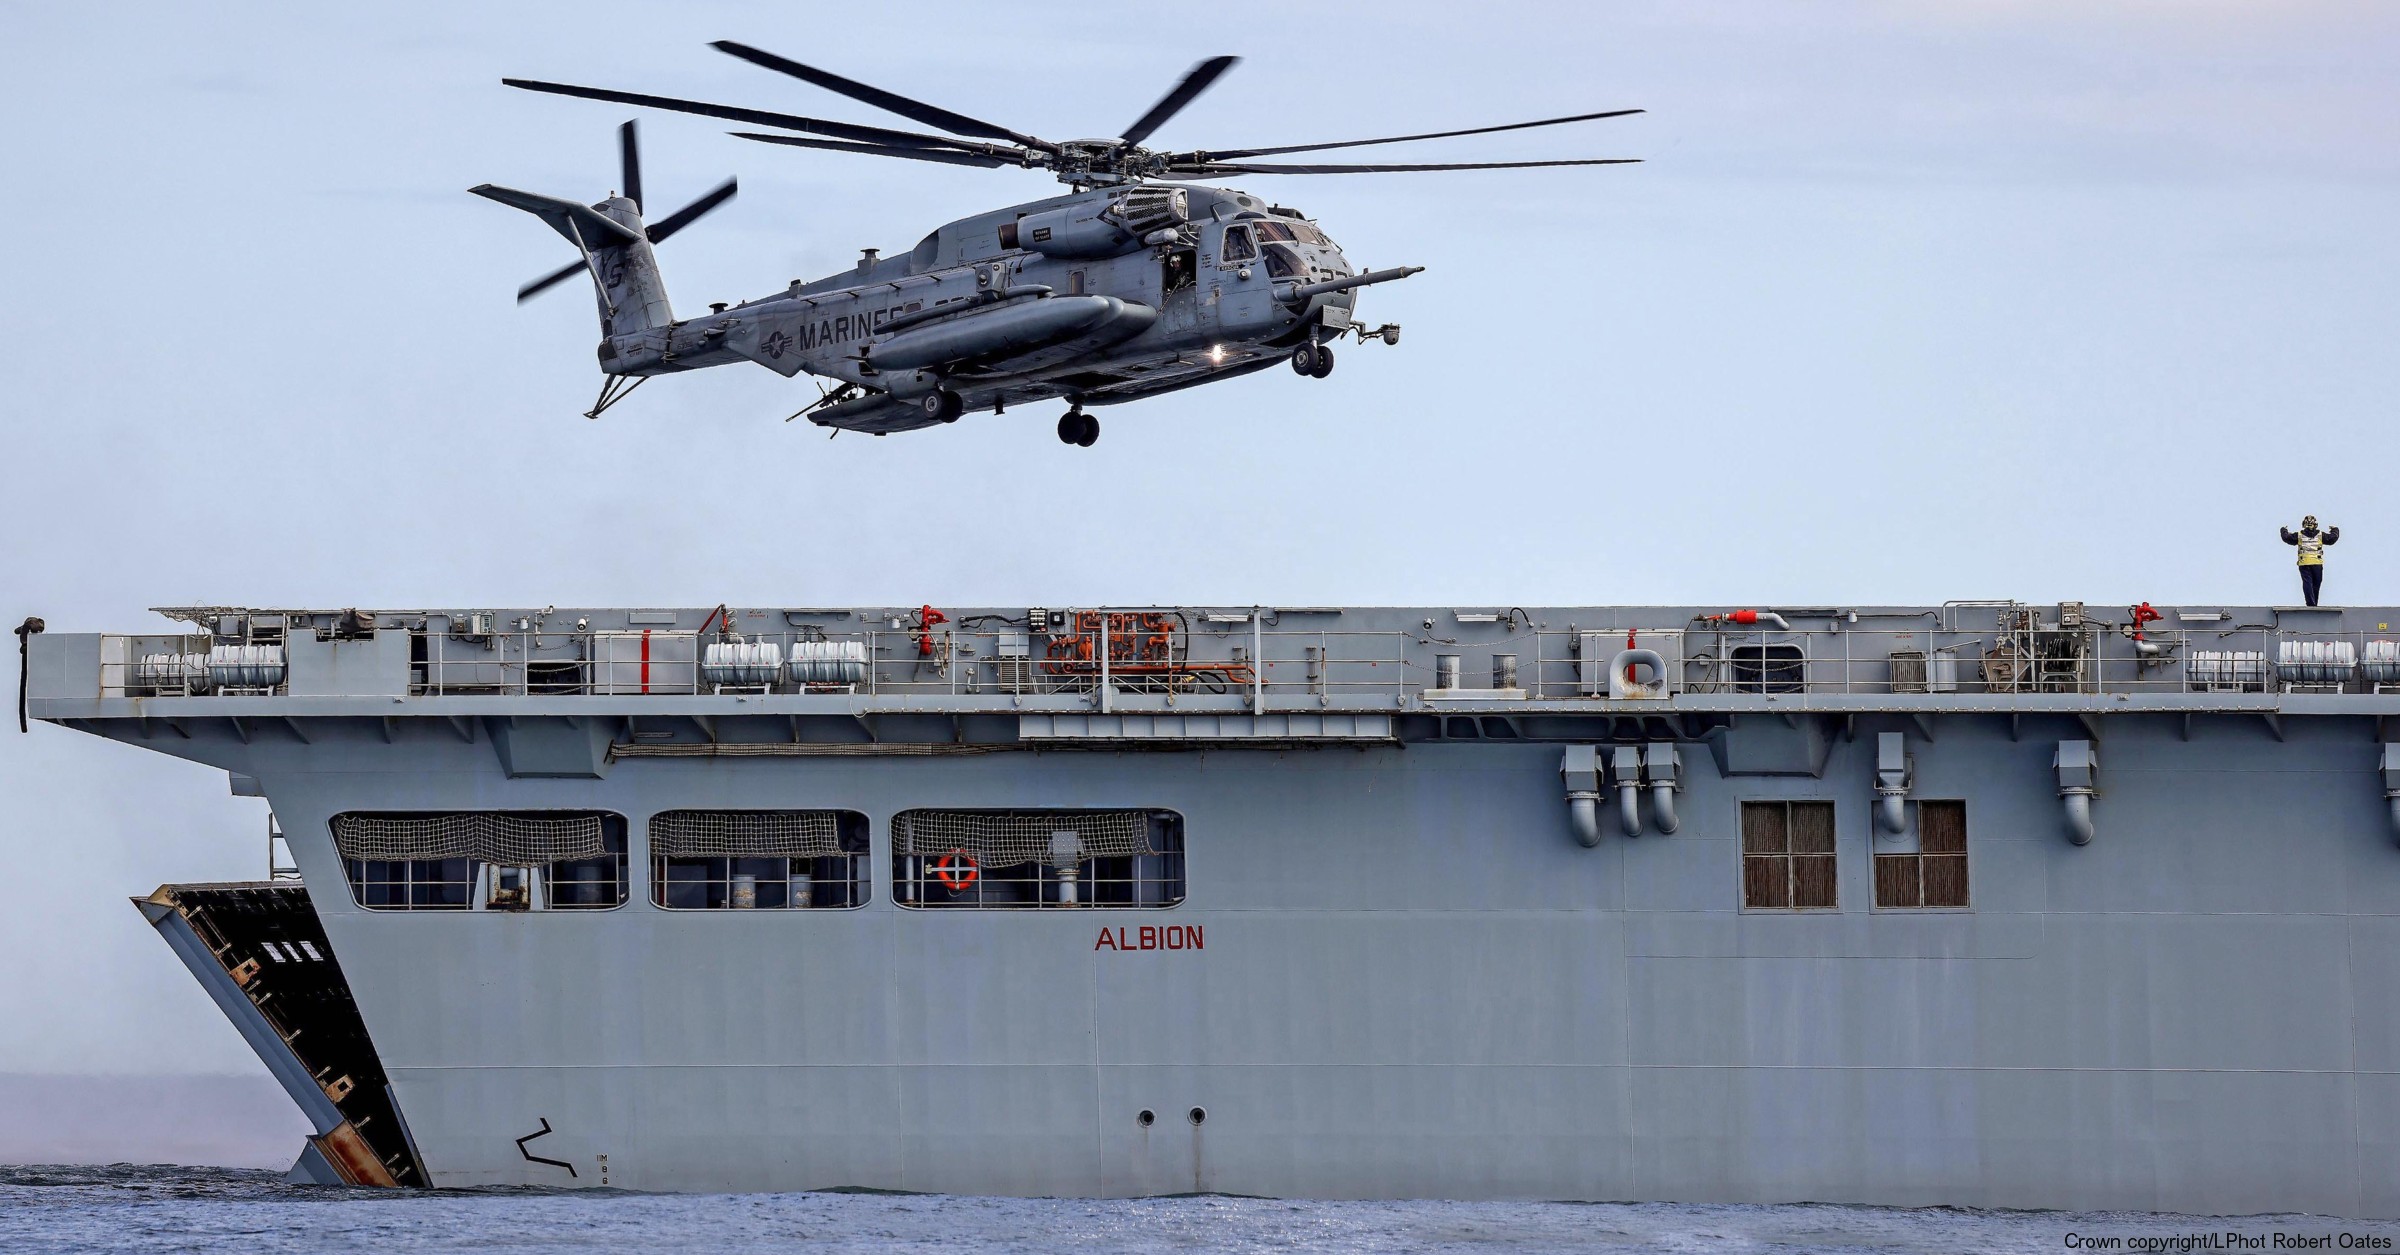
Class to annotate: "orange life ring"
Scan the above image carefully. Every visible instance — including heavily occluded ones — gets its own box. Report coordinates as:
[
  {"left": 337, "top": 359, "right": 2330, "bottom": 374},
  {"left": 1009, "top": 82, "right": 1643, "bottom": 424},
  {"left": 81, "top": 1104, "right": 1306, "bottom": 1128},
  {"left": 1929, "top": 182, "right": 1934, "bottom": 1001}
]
[{"left": 932, "top": 849, "right": 979, "bottom": 891}]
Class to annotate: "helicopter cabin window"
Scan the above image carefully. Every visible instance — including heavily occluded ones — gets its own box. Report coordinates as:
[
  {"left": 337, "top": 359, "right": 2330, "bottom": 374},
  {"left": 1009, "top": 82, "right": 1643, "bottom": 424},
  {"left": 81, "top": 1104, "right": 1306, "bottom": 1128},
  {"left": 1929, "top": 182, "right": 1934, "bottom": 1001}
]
[
  {"left": 651, "top": 810, "right": 871, "bottom": 910},
  {"left": 1162, "top": 248, "right": 1197, "bottom": 294},
  {"left": 894, "top": 809, "right": 1185, "bottom": 908},
  {"left": 1222, "top": 225, "right": 1257, "bottom": 263},
  {"left": 1254, "top": 219, "right": 1324, "bottom": 246},
  {"left": 334, "top": 812, "right": 628, "bottom": 911},
  {"left": 1262, "top": 244, "right": 1304, "bottom": 280}
]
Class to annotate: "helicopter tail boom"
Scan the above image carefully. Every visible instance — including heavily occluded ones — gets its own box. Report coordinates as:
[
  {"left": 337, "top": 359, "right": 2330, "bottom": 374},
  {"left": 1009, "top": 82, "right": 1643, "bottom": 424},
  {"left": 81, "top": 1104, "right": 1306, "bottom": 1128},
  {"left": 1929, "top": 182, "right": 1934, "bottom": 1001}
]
[{"left": 472, "top": 184, "right": 677, "bottom": 340}]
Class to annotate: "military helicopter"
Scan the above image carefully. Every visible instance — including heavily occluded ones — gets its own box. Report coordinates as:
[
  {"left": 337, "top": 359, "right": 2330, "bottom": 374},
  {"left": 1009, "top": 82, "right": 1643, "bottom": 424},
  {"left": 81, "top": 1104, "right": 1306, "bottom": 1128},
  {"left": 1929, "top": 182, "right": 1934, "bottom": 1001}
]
[{"left": 474, "top": 42, "right": 1640, "bottom": 445}]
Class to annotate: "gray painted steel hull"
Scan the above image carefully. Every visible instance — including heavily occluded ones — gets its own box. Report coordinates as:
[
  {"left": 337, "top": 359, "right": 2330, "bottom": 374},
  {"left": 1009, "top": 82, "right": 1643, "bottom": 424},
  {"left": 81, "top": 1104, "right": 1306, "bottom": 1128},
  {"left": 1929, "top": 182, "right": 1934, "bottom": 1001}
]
[{"left": 246, "top": 722, "right": 2400, "bottom": 1211}]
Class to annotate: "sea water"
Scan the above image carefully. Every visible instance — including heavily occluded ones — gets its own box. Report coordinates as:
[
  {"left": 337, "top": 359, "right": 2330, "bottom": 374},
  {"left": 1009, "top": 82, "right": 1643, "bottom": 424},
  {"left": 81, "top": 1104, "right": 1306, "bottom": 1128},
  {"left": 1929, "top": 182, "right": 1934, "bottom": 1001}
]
[{"left": 6, "top": 1165, "right": 2399, "bottom": 1254}]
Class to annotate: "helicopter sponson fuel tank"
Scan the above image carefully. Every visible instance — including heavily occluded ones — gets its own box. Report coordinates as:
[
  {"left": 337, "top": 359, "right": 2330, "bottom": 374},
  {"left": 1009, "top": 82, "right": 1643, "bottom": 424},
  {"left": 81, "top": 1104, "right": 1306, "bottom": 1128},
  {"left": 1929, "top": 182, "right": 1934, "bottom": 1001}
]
[
  {"left": 863, "top": 295, "right": 1155, "bottom": 373},
  {"left": 480, "top": 41, "right": 1641, "bottom": 441}
]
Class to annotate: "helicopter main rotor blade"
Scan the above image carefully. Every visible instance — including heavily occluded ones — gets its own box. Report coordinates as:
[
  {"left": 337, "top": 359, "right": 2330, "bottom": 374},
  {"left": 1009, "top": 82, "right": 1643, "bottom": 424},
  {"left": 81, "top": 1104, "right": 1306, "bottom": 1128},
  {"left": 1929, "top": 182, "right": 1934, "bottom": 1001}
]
[
  {"left": 711, "top": 40, "right": 1052, "bottom": 152},
  {"left": 1120, "top": 55, "right": 1238, "bottom": 147},
  {"left": 1165, "top": 157, "right": 1642, "bottom": 176},
  {"left": 504, "top": 78, "right": 1018, "bottom": 157},
  {"left": 646, "top": 177, "right": 738, "bottom": 243},
  {"left": 517, "top": 259, "right": 587, "bottom": 304},
  {"left": 730, "top": 132, "right": 1012, "bottom": 168},
  {"left": 1186, "top": 108, "right": 1645, "bottom": 162},
  {"left": 619, "top": 120, "right": 642, "bottom": 211}
]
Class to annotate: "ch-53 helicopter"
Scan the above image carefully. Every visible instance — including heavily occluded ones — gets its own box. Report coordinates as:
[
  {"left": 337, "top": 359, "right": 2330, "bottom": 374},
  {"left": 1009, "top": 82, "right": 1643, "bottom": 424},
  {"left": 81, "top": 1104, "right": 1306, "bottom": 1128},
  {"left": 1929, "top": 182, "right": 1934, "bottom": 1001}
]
[{"left": 474, "top": 41, "right": 1640, "bottom": 445}]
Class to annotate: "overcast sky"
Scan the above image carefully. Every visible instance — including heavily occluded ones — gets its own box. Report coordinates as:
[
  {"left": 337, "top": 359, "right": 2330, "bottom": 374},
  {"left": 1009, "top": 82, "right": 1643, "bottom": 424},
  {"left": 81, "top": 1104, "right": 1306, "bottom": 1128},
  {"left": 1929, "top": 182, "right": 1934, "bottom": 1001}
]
[{"left": 2, "top": 2, "right": 2394, "bottom": 1088}]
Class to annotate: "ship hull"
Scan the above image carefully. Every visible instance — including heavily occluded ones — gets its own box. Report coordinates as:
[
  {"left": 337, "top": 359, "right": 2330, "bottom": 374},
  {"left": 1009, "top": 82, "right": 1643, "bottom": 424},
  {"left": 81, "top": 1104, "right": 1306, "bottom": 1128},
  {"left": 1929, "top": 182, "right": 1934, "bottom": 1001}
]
[{"left": 239, "top": 720, "right": 2399, "bottom": 1211}]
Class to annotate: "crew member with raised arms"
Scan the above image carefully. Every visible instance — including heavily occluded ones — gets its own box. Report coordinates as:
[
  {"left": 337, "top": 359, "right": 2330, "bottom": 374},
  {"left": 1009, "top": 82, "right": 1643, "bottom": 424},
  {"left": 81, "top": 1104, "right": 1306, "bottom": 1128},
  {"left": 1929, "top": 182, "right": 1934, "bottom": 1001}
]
[{"left": 2281, "top": 514, "right": 2340, "bottom": 606}]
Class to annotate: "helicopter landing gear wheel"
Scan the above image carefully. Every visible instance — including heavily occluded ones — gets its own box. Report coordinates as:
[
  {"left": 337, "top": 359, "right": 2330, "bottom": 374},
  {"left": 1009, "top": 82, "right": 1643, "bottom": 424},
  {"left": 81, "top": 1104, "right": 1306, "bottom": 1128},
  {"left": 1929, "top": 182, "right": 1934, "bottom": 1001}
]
[
  {"left": 919, "top": 389, "right": 963, "bottom": 424},
  {"left": 1290, "top": 343, "right": 1319, "bottom": 376},
  {"left": 1307, "top": 344, "right": 1334, "bottom": 378},
  {"left": 1057, "top": 408, "right": 1098, "bottom": 447}
]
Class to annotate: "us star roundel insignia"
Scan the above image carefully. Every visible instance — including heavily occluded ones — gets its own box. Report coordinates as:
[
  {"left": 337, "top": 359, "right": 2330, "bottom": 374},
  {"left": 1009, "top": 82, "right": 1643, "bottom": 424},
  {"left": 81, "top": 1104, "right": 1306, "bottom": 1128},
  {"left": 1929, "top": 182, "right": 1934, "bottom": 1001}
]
[{"left": 762, "top": 330, "right": 793, "bottom": 359}]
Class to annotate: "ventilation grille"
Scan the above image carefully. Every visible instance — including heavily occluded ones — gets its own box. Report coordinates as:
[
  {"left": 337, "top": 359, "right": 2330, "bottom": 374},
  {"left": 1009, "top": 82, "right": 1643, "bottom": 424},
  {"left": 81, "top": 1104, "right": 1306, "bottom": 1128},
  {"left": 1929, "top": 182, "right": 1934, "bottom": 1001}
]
[{"left": 1107, "top": 187, "right": 1187, "bottom": 237}]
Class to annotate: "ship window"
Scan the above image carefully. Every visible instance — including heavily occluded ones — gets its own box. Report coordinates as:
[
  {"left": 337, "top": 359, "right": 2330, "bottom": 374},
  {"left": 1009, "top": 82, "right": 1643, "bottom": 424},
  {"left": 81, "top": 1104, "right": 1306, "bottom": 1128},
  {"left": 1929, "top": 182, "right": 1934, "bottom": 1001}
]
[
  {"left": 1222, "top": 225, "right": 1258, "bottom": 262},
  {"left": 334, "top": 812, "right": 628, "bottom": 911},
  {"left": 1729, "top": 644, "right": 1806, "bottom": 694},
  {"left": 650, "top": 810, "right": 871, "bottom": 910},
  {"left": 1874, "top": 800, "right": 1969, "bottom": 909},
  {"left": 1742, "top": 800, "right": 1837, "bottom": 910},
  {"left": 893, "top": 809, "right": 1185, "bottom": 909}
]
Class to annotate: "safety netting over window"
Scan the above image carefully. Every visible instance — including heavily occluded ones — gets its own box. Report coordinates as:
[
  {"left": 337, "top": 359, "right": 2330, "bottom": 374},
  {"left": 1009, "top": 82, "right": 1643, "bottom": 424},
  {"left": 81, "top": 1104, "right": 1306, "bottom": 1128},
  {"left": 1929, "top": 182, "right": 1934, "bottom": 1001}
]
[
  {"left": 650, "top": 810, "right": 848, "bottom": 860},
  {"left": 331, "top": 812, "right": 607, "bottom": 864},
  {"left": 893, "top": 809, "right": 1161, "bottom": 868}
]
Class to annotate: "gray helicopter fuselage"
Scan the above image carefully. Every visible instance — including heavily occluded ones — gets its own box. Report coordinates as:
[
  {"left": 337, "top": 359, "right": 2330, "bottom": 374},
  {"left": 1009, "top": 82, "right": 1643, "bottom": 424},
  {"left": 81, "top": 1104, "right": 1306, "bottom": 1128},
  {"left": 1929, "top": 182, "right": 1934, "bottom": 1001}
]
[{"left": 600, "top": 184, "right": 1362, "bottom": 432}]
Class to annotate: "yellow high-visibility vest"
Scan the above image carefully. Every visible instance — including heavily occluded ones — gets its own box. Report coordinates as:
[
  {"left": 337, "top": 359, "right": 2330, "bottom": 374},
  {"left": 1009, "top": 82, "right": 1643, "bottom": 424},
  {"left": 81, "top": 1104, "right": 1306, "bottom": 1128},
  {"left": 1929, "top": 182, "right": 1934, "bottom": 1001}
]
[{"left": 2296, "top": 533, "right": 2326, "bottom": 566}]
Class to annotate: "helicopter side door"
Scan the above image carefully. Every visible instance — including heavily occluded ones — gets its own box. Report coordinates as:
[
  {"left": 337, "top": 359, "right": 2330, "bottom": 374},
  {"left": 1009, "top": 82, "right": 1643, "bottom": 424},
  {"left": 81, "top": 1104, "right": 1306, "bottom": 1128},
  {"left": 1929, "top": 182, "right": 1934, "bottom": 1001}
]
[{"left": 1208, "top": 221, "right": 1275, "bottom": 339}]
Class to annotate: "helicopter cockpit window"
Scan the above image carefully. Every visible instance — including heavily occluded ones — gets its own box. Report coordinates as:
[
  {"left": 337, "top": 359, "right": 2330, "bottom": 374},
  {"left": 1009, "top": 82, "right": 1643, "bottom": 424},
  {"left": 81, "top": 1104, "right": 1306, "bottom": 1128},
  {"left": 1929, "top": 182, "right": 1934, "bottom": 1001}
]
[
  {"left": 1255, "top": 219, "right": 1329, "bottom": 248},
  {"left": 1222, "top": 225, "right": 1257, "bottom": 263},
  {"left": 1262, "top": 244, "right": 1304, "bottom": 280}
]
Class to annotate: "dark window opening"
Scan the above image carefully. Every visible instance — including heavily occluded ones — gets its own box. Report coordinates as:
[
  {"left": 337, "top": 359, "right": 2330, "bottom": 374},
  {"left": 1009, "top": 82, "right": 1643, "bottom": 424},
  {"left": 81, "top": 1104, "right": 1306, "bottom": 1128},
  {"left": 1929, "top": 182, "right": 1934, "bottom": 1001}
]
[
  {"left": 1875, "top": 800, "right": 1969, "bottom": 909},
  {"left": 1444, "top": 717, "right": 1479, "bottom": 739},
  {"left": 1742, "top": 800, "right": 1837, "bottom": 910},
  {"left": 1478, "top": 718, "right": 1519, "bottom": 739},
  {"left": 1222, "top": 225, "right": 1257, "bottom": 262},
  {"left": 1262, "top": 244, "right": 1303, "bottom": 279},
  {"left": 1163, "top": 248, "right": 1197, "bottom": 294},
  {"left": 651, "top": 810, "right": 871, "bottom": 910},
  {"left": 1729, "top": 643, "right": 1806, "bottom": 694},
  {"left": 895, "top": 809, "right": 1185, "bottom": 909},
  {"left": 527, "top": 659, "right": 586, "bottom": 695}
]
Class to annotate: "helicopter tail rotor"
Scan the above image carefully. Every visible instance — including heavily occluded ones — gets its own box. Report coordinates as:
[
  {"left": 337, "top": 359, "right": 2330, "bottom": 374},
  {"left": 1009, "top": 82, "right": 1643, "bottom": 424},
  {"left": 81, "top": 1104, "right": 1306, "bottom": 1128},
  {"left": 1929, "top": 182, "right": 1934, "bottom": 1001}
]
[{"left": 478, "top": 120, "right": 738, "bottom": 306}]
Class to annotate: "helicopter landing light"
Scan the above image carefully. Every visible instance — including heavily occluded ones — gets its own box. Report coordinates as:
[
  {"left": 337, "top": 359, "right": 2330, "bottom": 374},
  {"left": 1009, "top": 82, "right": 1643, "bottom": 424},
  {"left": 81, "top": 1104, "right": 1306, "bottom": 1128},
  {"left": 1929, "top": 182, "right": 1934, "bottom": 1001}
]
[{"left": 1208, "top": 344, "right": 1226, "bottom": 364}]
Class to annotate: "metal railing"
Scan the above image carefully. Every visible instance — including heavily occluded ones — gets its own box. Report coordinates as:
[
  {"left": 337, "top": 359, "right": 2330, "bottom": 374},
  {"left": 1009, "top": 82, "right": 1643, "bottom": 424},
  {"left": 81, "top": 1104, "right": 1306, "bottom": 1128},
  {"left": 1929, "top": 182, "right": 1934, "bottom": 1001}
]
[{"left": 87, "top": 612, "right": 2400, "bottom": 704}]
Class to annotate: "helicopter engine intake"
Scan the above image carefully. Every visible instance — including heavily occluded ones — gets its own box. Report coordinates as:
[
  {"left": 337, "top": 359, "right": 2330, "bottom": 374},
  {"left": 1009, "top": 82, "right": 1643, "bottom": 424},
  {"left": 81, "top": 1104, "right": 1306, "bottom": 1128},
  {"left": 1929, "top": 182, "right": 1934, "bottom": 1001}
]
[{"left": 1007, "top": 186, "right": 1189, "bottom": 259}]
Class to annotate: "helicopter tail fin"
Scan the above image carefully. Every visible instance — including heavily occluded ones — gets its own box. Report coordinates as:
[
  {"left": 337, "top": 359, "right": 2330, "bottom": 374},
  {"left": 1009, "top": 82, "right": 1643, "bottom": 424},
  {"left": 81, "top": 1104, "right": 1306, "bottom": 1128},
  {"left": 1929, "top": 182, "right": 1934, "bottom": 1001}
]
[{"left": 471, "top": 184, "right": 675, "bottom": 337}]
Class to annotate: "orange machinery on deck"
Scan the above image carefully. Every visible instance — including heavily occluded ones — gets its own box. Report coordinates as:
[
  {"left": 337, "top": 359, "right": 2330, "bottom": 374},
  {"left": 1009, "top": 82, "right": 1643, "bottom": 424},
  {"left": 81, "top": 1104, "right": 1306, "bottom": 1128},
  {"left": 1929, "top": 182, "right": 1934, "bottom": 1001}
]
[{"left": 1040, "top": 611, "right": 1255, "bottom": 693}]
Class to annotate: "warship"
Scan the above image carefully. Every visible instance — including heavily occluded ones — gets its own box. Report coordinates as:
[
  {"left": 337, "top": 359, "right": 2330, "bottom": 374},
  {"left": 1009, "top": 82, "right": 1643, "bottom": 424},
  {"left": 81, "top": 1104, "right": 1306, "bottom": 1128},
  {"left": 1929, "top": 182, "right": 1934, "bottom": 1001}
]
[{"left": 21, "top": 598, "right": 2400, "bottom": 1214}]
